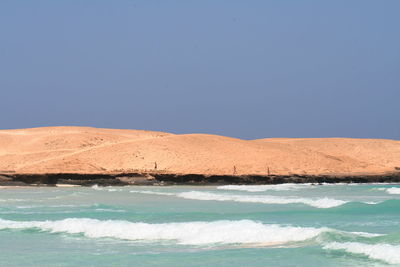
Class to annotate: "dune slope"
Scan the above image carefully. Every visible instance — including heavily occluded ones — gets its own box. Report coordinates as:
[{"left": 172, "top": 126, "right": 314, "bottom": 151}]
[{"left": 0, "top": 127, "right": 399, "bottom": 175}]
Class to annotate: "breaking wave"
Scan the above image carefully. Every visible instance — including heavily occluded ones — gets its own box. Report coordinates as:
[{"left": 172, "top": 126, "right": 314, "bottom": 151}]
[
  {"left": 177, "top": 191, "right": 347, "bottom": 208},
  {"left": 2, "top": 217, "right": 395, "bottom": 263},
  {"left": 378, "top": 187, "right": 400, "bottom": 195},
  {"left": 217, "top": 184, "right": 314, "bottom": 192},
  {"left": 0, "top": 218, "right": 325, "bottom": 245},
  {"left": 0, "top": 218, "right": 380, "bottom": 247},
  {"left": 130, "top": 190, "right": 347, "bottom": 208},
  {"left": 323, "top": 242, "right": 400, "bottom": 265},
  {"left": 91, "top": 185, "right": 122, "bottom": 192}
]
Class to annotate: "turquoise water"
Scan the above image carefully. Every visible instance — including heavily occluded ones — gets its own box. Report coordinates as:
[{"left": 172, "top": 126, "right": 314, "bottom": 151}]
[{"left": 1, "top": 184, "right": 400, "bottom": 266}]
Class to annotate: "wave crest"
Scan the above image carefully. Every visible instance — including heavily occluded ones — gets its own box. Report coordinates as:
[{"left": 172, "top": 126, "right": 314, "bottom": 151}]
[
  {"left": 324, "top": 242, "right": 400, "bottom": 265},
  {"left": 217, "top": 184, "right": 313, "bottom": 192},
  {"left": 0, "top": 218, "right": 328, "bottom": 245},
  {"left": 130, "top": 190, "right": 347, "bottom": 208},
  {"left": 382, "top": 187, "right": 400, "bottom": 195}
]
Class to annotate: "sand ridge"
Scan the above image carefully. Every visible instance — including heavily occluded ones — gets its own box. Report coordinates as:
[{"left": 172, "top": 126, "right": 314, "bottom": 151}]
[{"left": 0, "top": 126, "right": 399, "bottom": 175}]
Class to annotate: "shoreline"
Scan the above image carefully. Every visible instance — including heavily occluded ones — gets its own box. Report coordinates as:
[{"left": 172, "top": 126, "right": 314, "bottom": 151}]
[{"left": 1, "top": 172, "right": 400, "bottom": 187}]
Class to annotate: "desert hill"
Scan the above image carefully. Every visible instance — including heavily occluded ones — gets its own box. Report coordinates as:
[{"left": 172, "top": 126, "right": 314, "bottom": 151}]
[{"left": 0, "top": 127, "right": 399, "bottom": 176}]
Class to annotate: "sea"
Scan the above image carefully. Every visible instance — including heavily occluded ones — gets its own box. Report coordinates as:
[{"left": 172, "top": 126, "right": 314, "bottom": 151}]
[{"left": 1, "top": 183, "right": 400, "bottom": 267}]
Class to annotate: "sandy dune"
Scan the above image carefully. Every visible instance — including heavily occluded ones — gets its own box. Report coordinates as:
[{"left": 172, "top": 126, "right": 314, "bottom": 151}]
[{"left": 0, "top": 127, "right": 399, "bottom": 175}]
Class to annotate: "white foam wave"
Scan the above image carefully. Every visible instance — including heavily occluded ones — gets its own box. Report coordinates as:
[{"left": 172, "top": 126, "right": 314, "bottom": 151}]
[
  {"left": 385, "top": 187, "right": 400, "bottom": 195},
  {"left": 178, "top": 191, "right": 347, "bottom": 208},
  {"left": 130, "top": 190, "right": 347, "bottom": 208},
  {"left": 91, "top": 185, "right": 122, "bottom": 192},
  {"left": 106, "top": 188, "right": 120, "bottom": 192},
  {"left": 0, "top": 218, "right": 327, "bottom": 245},
  {"left": 349, "top": 232, "right": 384, "bottom": 238},
  {"left": 217, "top": 184, "right": 313, "bottom": 192},
  {"left": 324, "top": 242, "right": 400, "bottom": 265},
  {"left": 364, "top": 201, "right": 380, "bottom": 205},
  {"left": 130, "top": 190, "right": 175, "bottom": 196},
  {"left": 91, "top": 184, "right": 101, "bottom": 190},
  {"left": 0, "top": 198, "right": 27, "bottom": 202}
]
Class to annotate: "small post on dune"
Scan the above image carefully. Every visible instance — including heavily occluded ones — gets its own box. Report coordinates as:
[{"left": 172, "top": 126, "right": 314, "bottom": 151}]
[
  {"left": 233, "top": 165, "right": 237, "bottom": 175},
  {"left": 154, "top": 162, "right": 157, "bottom": 171},
  {"left": 267, "top": 167, "right": 270, "bottom": 176}
]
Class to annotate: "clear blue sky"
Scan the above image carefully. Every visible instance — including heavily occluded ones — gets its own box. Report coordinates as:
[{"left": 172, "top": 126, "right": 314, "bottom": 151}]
[{"left": 1, "top": 1, "right": 399, "bottom": 139}]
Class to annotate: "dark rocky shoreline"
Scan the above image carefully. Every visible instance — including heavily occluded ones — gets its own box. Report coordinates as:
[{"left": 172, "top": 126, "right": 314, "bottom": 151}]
[{"left": 1, "top": 172, "right": 400, "bottom": 186}]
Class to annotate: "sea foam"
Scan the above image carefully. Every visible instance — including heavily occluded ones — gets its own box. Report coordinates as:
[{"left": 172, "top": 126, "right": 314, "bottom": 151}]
[
  {"left": 217, "top": 184, "right": 313, "bottom": 192},
  {"left": 385, "top": 187, "right": 400, "bottom": 195},
  {"left": 324, "top": 242, "right": 400, "bottom": 265},
  {"left": 91, "top": 185, "right": 121, "bottom": 192},
  {"left": 376, "top": 187, "right": 400, "bottom": 194},
  {"left": 130, "top": 190, "right": 347, "bottom": 208},
  {"left": 0, "top": 218, "right": 327, "bottom": 245},
  {"left": 177, "top": 191, "right": 347, "bottom": 208}
]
